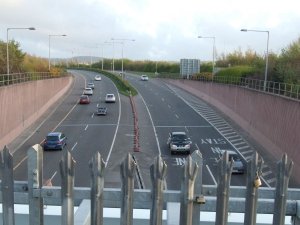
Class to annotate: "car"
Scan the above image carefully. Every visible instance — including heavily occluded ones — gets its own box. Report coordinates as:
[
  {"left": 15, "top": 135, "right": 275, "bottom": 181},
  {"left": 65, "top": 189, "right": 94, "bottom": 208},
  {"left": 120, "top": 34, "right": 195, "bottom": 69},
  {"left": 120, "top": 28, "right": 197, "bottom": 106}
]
[
  {"left": 79, "top": 95, "right": 90, "bottom": 104},
  {"left": 96, "top": 106, "right": 107, "bottom": 115},
  {"left": 87, "top": 82, "right": 95, "bottom": 89},
  {"left": 141, "top": 75, "right": 149, "bottom": 81},
  {"left": 220, "top": 150, "right": 245, "bottom": 174},
  {"left": 167, "top": 131, "right": 192, "bottom": 154},
  {"left": 83, "top": 87, "right": 93, "bottom": 95},
  {"left": 94, "top": 75, "right": 102, "bottom": 81},
  {"left": 105, "top": 94, "right": 116, "bottom": 103},
  {"left": 43, "top": 132, "right": 67, "bottom": 150}
]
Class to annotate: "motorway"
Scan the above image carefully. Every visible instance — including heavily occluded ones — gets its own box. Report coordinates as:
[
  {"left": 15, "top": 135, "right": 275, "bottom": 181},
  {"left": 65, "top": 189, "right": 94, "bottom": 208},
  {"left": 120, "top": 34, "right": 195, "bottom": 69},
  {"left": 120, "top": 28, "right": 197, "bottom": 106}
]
[{"left": 10, "top": 70, "right": 281, "bottom": 190}]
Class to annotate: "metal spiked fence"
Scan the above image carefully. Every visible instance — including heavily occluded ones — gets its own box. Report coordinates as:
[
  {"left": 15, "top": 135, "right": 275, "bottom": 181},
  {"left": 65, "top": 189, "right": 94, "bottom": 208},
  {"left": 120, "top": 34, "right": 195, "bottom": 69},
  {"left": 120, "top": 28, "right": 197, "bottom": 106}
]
[{"left": 0, "top": 144, "right": 299, "bottom": 225}]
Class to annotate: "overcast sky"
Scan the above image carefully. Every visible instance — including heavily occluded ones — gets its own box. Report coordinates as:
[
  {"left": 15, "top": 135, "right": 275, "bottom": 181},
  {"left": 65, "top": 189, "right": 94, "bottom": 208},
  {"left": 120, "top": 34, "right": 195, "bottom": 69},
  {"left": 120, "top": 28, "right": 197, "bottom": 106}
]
[{"left": 1, "top": 0, "right": 299, "bottom": 62}]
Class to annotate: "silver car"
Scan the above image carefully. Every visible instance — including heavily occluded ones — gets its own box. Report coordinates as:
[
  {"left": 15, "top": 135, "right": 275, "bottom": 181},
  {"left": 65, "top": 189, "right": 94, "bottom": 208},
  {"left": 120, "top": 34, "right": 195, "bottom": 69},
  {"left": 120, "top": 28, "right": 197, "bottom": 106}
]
[
  {"left": 105, "top": 94, "right": 116, "bottom": 103},
  {"left": 83, "top": 87, "right": 93, "bottom": 95}
]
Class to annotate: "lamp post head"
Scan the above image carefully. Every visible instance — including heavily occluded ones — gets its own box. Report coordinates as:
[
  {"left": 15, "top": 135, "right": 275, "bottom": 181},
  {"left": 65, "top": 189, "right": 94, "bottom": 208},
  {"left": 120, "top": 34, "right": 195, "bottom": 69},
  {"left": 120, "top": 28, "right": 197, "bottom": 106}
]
[
  {"left": 240, "top": 29, "right": 248, "bottom": 32},
  {"left": 62, "top": 34, "right": 67, "bottom": 36},
  {"left": 28, "top": 27, "right": 36, "bottom": 30},
  {"left": 198, "top": 36, "right": 203, "bottom": 38}
]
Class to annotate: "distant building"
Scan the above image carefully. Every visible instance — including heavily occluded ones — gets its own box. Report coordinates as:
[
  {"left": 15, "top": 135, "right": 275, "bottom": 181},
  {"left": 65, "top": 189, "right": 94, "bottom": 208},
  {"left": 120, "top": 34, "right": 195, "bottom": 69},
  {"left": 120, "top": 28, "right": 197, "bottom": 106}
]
[{"left": 180, "top": 59, "right": 200, "bottom": 78}]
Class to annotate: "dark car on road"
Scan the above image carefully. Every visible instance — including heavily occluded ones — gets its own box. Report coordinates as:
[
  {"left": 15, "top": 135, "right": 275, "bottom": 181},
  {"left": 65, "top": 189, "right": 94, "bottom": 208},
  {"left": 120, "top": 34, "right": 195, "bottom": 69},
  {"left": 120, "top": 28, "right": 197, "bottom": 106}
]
[
  {"left": 221, "top": 150, "right": 245, "bottom": 174},
  {"left": 167, "top": 131, "right": 192, "bottom": 154},
  {"left": 96, "top": 106, "right": 107, "bottom": 115},
  {"left": 43, "top": 132, "right": 67, "bottom": 150}
]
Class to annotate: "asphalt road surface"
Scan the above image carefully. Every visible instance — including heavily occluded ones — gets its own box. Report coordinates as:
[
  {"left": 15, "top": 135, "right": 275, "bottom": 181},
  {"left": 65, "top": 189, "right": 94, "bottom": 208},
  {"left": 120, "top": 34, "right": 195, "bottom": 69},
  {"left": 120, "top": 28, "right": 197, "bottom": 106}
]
[{"left": 9, "top": 70, "right": 292, "bottom": 190}]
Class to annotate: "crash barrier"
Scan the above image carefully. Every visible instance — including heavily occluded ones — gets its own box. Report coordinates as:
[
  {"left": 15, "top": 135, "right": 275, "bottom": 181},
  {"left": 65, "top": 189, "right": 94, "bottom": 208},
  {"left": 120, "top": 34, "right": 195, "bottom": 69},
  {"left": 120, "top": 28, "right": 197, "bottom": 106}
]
[
  {"left": 0, "top": 72, "right": 69, "bottom": 86},
  {"left": 0, "top": 144, "right": 299, "bottom": 225},
  {"left": 129, "top": 93, "right": 140, "bottom": 152}
]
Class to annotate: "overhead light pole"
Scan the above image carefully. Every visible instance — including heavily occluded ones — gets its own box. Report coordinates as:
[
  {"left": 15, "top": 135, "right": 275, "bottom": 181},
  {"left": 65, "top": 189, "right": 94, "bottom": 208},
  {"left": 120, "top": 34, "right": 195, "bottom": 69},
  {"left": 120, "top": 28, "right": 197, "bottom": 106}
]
[
  {"left": 6, "top": 27, "right": 35, "bottom": 75},
  {"left": 48, "top": 34, "right": 66, "bottom": 71},
  {"left": 241, "top": 28, "right": 269, "bottom": 91},
  {"left": 198, "top": 36, "right": 216, "bottom": 75},
  {"left": 111, "top": 38, "right": 135, "bottom": 74}
]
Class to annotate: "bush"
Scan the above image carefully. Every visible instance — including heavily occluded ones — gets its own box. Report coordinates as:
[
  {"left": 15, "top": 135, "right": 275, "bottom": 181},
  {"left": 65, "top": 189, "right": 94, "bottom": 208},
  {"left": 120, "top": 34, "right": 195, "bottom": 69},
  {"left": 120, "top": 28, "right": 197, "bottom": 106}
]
[{"left": 214, "top": 66, "right": 257, "bottom": 84}]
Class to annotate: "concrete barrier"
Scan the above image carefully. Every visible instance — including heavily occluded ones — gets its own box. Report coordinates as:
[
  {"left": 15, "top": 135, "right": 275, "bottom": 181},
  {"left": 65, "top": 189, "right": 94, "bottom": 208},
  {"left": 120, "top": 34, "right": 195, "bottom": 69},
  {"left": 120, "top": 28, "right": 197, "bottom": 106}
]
[
  {"left": 165, "top": 79, "right": 300, "bottom": 183},
  {"left": 0, "top": 76, "right": 73, "bottom": 150}
]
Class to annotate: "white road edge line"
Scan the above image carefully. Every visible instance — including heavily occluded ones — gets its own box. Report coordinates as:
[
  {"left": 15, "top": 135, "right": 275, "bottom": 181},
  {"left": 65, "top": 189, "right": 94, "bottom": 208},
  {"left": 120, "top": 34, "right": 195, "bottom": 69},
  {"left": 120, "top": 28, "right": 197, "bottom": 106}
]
[
  {"left": 84, "top": 125, "right": 89, "bottom": 130},
  {"left": 104, "top": 85, "right": 121, "bottom": 167},
  {"left": 71, "top": 142, "right": 78, "bottom": 151},
  {"left": 206, "top": 165, "right": 217, "bottom": 185},
  {"left": 13, "top": 73, "right": 86, "bottom": 170},
  {"left": 139, "top": 93, "right": 161, "bottom": 155}
]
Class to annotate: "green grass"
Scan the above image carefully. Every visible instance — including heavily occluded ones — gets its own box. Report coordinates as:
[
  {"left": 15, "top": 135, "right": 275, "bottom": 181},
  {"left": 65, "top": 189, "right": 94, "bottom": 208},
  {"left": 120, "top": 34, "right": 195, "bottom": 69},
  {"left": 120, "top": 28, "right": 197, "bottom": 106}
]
[{"left": 70, "top": 67, "right": 138, "bottom": 96}]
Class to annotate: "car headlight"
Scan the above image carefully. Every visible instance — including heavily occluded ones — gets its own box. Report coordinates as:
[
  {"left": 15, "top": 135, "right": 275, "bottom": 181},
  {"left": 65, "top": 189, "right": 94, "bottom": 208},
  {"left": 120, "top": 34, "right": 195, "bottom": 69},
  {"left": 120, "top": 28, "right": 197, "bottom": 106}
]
[{"left": 171, "top": 145, "right": 177, "bottom": 149}]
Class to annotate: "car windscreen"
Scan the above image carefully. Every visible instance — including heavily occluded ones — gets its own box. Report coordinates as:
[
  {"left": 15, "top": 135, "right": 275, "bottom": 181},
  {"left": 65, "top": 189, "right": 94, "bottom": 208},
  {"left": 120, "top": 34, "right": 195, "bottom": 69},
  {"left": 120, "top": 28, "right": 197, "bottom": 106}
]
[
  {"left": 172, "top": 134, "right": 188, "bottom": 141},
  {"left": 46, "top": 136, "right": 59, "bottom": 141}
]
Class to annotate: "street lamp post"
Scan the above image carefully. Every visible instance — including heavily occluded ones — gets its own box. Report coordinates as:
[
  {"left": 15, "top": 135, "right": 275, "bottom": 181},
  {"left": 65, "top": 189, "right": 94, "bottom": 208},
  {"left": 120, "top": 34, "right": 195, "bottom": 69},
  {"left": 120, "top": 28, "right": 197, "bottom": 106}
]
[
  {"left": 241, "top": 29, "right": 269, "bottom": 91},
  {"left": 48, "top": 34, "right": 66, "bottom": 71},
  {"left": 198, "top": 36, "right": 216, "bottom": 75},
  {"left": 6, "top": 27, "right": 35, "bottom": 75},
  {"left": 111, "top": 38, "right": 135, "bottom": 74}
]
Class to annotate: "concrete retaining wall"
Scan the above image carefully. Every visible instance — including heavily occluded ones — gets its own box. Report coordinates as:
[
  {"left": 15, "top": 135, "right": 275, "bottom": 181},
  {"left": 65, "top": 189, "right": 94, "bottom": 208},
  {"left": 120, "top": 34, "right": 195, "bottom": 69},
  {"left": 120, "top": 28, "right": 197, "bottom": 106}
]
[
  {"left": 166, "top": 79, "right": 300, "bottom": 180},
  {"left": 0, "top": 76, "right": 73, "bottom": 150}
]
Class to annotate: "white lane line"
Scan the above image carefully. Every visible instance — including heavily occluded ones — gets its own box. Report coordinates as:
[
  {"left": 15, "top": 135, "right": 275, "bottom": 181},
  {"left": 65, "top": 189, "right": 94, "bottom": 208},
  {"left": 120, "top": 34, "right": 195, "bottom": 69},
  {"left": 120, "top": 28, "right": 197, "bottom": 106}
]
[
  {"left": 97, "top": 103, "right": 99, "bottom": 107},
  {"left": 50, "top": 171, "right": 58, "bottom": 180},
  {"left": 91, "top": 113, "right": 94, "bottom": 118},
  {"left": 185, "top": 126, "right": 189, "bottom": 132},
  {"left": 162, "top": 98, "right": 165, "bottom": 102},
  {"left": 168, "top": 105, "right": 171, "bottom": 109},
  {"left": 195, "top": 143, "right": 200, "bottom": 151},
  {"left": 71, "top": 142, "right": 78, "bottom": 151},
  {"left": 140, "top": 94, "right": 161, "bottom": 155},
  {"left": 13, "top": 74, "right": 84, "bottom": 170},
  {"left": 84, "top": 125, "right": 89, "bottom": 130},
  {"left": 175, "top": 114, "right": 179, "bottom": 119},
  {"left": 206, "top": 165, "right": 217, "bottom": 185},
  {"left": 104, "top": 89, "right": 121, "bottom": 167}
]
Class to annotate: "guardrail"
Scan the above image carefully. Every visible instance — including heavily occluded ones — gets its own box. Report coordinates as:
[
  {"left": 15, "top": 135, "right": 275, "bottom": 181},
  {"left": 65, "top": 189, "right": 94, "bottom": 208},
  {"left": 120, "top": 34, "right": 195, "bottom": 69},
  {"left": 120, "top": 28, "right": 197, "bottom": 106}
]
[
  {"left": 0, "top": 72, "right": 69, "bottom": 86},
  {"left": 0, "top": 144, "right": 299, "bottom": 225},
  {"left": 158, "top": 73, "right": 300, "bottom": 101}
]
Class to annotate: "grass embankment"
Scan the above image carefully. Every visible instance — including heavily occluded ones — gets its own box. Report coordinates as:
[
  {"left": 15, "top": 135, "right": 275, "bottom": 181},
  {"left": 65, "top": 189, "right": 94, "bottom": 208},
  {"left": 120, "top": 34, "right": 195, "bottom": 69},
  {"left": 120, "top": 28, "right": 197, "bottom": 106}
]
[{"left": 71, "top": 68, "right": 138, "bottom": 96}]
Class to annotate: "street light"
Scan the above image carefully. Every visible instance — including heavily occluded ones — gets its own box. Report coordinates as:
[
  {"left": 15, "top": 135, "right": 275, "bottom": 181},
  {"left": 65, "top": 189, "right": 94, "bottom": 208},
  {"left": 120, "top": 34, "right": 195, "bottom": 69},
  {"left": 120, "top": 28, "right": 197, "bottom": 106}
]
[
  {"left": 6, "top": 27, "right": 35, "bottom": 74},
  {"left": 48, "top": 34, "right": 67, "bottom": 71},
  {"left": 111, "top": 38, "right": 135, "bottom": 74},
  {"left": 198, "top": 36, "right": 216, "bottom": 75},
  {"left": 241, "top": 28, "right": 269, "bottom": 91}
]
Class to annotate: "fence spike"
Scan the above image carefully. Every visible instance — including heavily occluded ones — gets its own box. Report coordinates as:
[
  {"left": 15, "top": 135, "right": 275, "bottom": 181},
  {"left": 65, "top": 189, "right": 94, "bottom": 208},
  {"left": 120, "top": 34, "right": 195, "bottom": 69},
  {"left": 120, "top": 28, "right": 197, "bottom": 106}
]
[
  {"left": 89, "top": 152, "right": 105, "bottom": 225},
  {"left": 150, "top": 155, "right": 167, "bottom": 225},
  {"left": 273, "top": 154, "right": 293, "bottom": 225},
  {"left": 180, "top": 155, "right": 198, "bottom": 225},
  {"left": 244, "top": 152, "right": 263, "bottom": 225},
  {"left": 120, "top": 153, "right": 136, "bottom": 225},
  {"left": 215, "top": 151, "right": 233, "bottom": 225},
  {"left": 28, "top": 144, "right": 44, "bottom": 225},
  {"left": 60, "top": 150, "right": 76, "bottom": 225},
  {"left": 0, "top": 146, "right": 15, "bottom": 225}
]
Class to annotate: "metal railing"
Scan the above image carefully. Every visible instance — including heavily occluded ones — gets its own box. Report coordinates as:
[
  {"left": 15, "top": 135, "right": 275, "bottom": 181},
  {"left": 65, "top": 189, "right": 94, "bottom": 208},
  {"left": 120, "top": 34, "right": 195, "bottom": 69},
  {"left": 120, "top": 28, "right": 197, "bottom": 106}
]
[
  {"left": 0, "top": 144, "right": 299, "bottom": 225},
  {"left": 158, "top": 73, "right": 300, "bottom": 100},
  {"left": 0, "top": 72, "right": 69, "bottom": 86}
]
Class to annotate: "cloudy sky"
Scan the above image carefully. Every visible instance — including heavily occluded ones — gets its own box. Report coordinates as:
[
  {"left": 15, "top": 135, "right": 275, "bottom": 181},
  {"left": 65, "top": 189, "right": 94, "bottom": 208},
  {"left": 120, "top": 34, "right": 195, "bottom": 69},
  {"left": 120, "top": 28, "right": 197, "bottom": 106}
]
[{"left": 1, "top": 0, "right": 299, "bottom": 62}]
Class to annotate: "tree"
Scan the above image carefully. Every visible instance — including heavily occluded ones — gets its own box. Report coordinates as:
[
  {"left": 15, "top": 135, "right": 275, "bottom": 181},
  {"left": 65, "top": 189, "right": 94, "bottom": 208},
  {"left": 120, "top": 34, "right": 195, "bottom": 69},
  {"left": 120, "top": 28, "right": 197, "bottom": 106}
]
[{"left": 274, "top": 37, "right": 300, "bottom": 84}]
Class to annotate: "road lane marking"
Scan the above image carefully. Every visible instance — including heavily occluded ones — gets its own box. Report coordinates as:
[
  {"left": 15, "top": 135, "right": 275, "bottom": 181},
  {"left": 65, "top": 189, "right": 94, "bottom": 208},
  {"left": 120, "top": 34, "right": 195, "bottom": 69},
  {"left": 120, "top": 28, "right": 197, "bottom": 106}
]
[
  {"left": 84, "top": 125, "right": 89, "bottom": 130},
  {"left": 168, "top": 105, "right": 171, "bottom": 109},
  {"left": 206, "top": 165, "right": 217, "bottom": 185},
  {"left": 104, "top": 87, "right": 121, "bottom": 167},
  {"left": 71, "top": 142, "right": 78, "bottom": 151},
  {"left": 139, "top": 94, "right": 161, "bottom": 155},
  {"left": 162, "top": 98, "right": 165, "bottom": 102},
  {"left": 185, "top": 126, "right": 189, "bottom": 132},
  {"left": 91, "top": 113, "right": 94, "bottom": 118},
  {"left": 155, "top": 125, "right": 211, "bottom": 128},
  {"left": 175, "top": 114, "right": 179, "bottom": 119}
]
